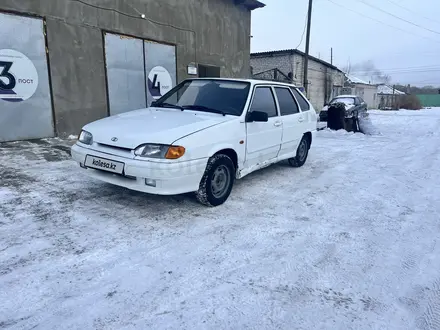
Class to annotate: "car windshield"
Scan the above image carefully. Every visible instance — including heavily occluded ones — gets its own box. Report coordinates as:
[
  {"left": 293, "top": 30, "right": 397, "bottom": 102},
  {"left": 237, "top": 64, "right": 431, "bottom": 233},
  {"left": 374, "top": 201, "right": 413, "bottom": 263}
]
[
  {"left": 330, "top": 97, "right": 355, "bottom": 105},
  {"left": 153, "top": 79, "right": 251, "bottom": 116}
]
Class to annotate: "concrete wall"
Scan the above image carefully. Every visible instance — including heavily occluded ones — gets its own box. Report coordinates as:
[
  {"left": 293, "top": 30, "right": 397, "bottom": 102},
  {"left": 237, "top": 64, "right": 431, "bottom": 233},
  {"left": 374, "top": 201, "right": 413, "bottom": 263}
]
[
  {"left": 0, "top": 0, "right": 252, "bottom": 137},
  {"left": 251, "top": 52, "right": 345, "bottom": 111},
  {"left": 362, "top": 85, "right": 378, "bottom": 109}
]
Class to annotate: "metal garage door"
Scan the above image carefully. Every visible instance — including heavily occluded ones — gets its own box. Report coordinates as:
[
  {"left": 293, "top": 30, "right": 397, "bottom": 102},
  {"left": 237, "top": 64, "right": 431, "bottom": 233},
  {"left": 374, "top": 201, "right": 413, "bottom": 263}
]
[
  {"left": 104, "top": 33, "right": 177, "bottom": 115},
  {"left": 0, "top": 13, "right": 54, "bottom": 142},
  {"left": 144, "top": 41, "right": 176, "bottom": 107},
  {"left": 104, "top": 33, "right": 146, "bottom": 116}
]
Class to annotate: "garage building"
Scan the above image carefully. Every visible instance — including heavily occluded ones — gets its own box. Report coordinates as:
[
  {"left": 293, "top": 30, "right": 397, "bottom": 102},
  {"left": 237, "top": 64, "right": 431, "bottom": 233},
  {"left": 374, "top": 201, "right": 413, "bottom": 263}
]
[
  {"left": 0, "top": 0, "right": 264, "bottom": 142},
  {"left": 251, "top": 49, "right": 345, "bottom": 111}
]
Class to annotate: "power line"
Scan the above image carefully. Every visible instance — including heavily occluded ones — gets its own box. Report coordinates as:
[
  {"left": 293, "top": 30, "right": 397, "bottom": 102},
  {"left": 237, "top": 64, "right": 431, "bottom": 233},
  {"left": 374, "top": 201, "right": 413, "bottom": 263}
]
[
  {"left": 351, "top": 69, "right": 440, "bottom": 75},
  {"left": 69, "top": 0, "right": 198, "bottom": 61},
  {"left": 356, "top": 0, "right": 440, "bottom": 36},
  {"left": 374, "top": 50, "right": 440, "bottom": 56},
  {"left": 351, "top": 68, "right": 440, "bottom": 74},
  {"left": 351, "top": 70, "right": 440, "bottom": 77},
  {"left": 325, "top": 0, "right": 440, "bottom": 44},
  {"left": 295, "top": 14, "right": 308, "bottom": 49},
  {"left": 383, "top": 0, "right": 440, "bottom": 25},
  {"left": 351, "top": 64, "right": 440, "bottom": 73}
]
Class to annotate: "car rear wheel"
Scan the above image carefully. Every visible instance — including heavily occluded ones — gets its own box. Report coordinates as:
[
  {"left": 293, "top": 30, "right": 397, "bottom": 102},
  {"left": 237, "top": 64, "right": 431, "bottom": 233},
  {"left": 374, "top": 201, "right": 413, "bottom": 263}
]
[
  {"left": 288, "top": 135, "right": 310, "bottom": 168},
  {"left": 196, "top": 154, "right": 235, "bottom": 206}
]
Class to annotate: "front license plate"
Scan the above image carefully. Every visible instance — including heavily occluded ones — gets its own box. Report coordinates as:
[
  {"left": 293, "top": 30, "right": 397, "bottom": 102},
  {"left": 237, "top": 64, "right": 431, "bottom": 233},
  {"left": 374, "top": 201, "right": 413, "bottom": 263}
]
[{"left": 85, "top": 155, "right": 124, "bottom": 174}]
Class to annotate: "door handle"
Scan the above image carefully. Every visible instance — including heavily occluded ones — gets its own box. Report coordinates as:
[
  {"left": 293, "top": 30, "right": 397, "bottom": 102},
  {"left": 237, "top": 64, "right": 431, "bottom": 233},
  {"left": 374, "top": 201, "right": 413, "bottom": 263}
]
[
  {"left": 274, "top": 121, "right": 282, "bottom": 127},
  {"left": 298, "top": 117, "right": 305, "bottom": 122}
]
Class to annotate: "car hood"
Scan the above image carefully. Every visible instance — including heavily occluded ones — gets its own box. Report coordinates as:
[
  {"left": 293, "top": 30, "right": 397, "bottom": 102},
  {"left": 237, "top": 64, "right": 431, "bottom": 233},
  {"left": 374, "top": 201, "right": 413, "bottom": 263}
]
[{"left": 83, "top": 107, "right": 234, "bottom": 149}]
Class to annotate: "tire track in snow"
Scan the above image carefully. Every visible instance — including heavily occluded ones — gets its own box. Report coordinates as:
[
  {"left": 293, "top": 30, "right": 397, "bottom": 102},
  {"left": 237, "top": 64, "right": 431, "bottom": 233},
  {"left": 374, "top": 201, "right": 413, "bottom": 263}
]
[{"left": 417, "top": 279, "right": 440, "bottom": 330}]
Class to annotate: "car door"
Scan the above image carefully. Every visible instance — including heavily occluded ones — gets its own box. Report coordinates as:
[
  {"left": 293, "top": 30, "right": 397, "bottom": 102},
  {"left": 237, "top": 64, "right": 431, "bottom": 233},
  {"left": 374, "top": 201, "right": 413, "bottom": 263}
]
[
  {"left": 245, "top": 86, "right": 282, "bottom": 168},
  {"left": 273, "top": 87, "right": 305, "bottom": 159},
  {"left": 355, "top": 97, "right": 365, "bottom": 116},
  {"left": 290, "top": 87, "right": 316, "bottom": 133}
]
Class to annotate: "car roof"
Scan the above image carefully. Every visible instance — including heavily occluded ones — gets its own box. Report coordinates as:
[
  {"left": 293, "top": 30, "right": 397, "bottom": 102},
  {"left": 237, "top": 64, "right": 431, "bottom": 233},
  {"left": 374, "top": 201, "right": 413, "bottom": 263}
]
[{"left": 183, "top": 77, "right": 297, "bottom": 88}]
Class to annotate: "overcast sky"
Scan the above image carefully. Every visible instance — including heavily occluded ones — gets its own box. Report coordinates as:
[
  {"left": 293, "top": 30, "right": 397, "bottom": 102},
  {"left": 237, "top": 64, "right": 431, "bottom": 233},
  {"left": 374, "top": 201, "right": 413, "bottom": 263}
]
[{"left": 251, "top": 0, "right": 440, "bottom": 87}]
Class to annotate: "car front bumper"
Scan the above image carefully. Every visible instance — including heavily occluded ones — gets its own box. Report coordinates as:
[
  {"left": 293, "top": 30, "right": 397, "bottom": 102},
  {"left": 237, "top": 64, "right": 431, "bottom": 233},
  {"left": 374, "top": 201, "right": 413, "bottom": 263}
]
[{"left": 71, "top": 144, "right": 208, "bottom": 195}]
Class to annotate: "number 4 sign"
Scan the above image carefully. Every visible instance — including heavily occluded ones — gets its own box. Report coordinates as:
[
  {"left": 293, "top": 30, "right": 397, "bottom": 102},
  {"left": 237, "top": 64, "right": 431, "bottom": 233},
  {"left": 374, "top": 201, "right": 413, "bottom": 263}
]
[{"left": 147, "top": 66, "right": 172, "bottom": 100}]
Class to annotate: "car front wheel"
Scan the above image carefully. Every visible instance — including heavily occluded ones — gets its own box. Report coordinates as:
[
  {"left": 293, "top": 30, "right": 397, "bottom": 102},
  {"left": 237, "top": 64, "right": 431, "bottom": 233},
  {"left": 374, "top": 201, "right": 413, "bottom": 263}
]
[
  {"left": 196, "top": 154, "right": 235, "bottom": 206},
  {"left": 288, "top": 135, "right": 310, "bottom": 168}
]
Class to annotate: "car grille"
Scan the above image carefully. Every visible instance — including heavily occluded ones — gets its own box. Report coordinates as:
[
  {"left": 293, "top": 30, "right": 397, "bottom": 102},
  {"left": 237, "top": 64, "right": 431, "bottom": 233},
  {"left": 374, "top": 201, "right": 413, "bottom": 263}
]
[{"left": 97, "top": 143, "right": 132, "bottom": 152}]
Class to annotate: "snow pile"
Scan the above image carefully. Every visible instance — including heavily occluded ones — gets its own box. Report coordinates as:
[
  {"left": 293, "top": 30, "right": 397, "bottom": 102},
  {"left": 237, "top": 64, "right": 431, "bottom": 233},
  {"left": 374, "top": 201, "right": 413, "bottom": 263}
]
[{"left": 359, "top": 114, "right": 380, "bottom": 135}]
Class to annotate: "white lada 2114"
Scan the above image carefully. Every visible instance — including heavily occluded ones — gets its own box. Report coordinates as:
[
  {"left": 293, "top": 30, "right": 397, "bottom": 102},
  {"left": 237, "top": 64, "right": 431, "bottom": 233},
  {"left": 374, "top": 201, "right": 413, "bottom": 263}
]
[{"left": 71, "top": 78, "right": 317, "bottom": 206}]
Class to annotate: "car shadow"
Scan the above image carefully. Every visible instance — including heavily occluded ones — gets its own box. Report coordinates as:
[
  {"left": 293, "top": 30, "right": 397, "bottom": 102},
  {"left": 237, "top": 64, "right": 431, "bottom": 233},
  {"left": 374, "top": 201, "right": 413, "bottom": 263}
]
[{"left": 72, "top": 162, "right": 291, "bottom": 212}]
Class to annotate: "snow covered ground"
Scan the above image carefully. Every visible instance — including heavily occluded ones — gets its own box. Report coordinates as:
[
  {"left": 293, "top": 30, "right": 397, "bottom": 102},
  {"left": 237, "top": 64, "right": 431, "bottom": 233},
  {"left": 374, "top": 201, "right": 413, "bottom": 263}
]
[{"left": 1, "top": 109, "right": 440, "bottom": 330}]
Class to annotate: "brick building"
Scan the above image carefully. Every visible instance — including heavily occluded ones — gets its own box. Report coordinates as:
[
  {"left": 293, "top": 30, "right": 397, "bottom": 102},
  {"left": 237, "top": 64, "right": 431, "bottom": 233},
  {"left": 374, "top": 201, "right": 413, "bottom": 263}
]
[{"left": 251, "top": 49, "right": 345, "bottom": 111}]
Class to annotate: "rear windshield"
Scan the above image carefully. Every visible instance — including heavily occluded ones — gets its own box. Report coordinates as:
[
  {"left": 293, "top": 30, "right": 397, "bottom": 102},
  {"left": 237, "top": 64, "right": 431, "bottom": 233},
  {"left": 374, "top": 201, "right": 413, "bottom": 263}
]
[{"left": 330, "top": 97, "right": 355, "bottom": 105}]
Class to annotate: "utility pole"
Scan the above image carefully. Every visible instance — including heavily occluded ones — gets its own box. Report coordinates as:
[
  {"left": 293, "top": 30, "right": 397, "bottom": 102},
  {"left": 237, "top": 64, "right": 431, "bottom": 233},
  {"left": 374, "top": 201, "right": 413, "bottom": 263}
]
[
  {"left": 303, "top": 0, "right": 313, "bottom": 95},
  {"left": 331, "top": 47, "right": 333, "bottom": 65}
]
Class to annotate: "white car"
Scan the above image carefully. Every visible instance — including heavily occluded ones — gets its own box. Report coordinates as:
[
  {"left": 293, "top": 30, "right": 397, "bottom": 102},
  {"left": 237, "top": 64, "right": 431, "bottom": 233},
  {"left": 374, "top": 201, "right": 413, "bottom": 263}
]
[{"left": 71, "top": 78, "right": 317, "bottom": 206}]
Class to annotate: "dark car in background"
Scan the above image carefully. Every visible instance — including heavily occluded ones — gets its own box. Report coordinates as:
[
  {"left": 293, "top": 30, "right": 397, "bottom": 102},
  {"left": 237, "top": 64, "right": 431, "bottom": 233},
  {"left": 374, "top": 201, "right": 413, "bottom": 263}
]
[{"left": 319, "top": 95, "right": 367, "bottom": 122}]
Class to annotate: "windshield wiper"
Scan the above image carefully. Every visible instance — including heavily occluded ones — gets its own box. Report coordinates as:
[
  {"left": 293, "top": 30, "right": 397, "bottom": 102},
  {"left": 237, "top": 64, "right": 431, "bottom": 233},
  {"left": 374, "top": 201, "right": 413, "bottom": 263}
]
[
  {"left": 182, "top": 105, "right": 226, "bottom": 116},
  {"left": 154, "top": 102, "right": 184, "bottom": 111}
]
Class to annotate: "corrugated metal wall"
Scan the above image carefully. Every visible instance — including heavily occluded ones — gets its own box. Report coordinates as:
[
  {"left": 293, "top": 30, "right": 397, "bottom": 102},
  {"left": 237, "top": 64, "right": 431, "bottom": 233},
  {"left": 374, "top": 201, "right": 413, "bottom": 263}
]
[{"left": 416, "top": 94, "right": 440, "bottom": 107}]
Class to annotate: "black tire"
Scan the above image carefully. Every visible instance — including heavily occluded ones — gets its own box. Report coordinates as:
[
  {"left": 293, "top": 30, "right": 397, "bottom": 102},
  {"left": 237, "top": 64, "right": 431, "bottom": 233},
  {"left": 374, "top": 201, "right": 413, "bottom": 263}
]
[
  {"left": 196, "top": 154, "right": 235, "bottom": 207},
  {"left": 288, "top": 135, "right": 310, "bottom": 168},
  {"left": 352, "top": 115, "right": 360, "bottom": 132}
]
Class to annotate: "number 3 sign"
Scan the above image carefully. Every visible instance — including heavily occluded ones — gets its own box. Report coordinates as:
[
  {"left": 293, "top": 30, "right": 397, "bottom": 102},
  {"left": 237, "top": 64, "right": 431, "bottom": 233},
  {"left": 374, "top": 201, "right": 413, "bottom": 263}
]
[{"left": 0, "top": 49, "right": 38, "bottom": 102}]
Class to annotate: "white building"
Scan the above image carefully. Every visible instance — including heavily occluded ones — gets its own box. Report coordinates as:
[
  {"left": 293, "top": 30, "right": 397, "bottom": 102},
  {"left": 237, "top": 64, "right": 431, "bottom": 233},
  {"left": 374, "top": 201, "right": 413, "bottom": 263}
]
[{"left": 343, "top": 75, "right": 379, "bottom": 109}]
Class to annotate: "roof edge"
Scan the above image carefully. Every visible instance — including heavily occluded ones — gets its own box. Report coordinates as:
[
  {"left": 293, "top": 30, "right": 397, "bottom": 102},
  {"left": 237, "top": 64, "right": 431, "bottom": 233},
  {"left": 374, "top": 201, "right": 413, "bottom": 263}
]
[
  {"left": 235, "top": 0, "right": 266, "bottom": 10},
  {"left": 251, "top": 48, "right": 343, "bottom": 72}
]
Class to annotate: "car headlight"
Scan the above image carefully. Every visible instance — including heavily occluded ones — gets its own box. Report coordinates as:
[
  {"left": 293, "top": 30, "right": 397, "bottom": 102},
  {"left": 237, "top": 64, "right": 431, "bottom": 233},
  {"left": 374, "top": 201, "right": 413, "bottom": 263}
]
[
  {"left": 134, "top": 144, "right": 185, "bottom": 159},
  {"left": 78, "top": 130, "right": 93, "bottom": 145}
]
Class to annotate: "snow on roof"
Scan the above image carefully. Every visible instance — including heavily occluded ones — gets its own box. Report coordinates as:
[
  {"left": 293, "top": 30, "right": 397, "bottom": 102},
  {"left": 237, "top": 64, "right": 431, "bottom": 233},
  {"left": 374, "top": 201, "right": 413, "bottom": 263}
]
[
  {"left": 346, "top": 75, "right": 371, "bottom": 85},
  {"left": 251, "top": 49, "right": 342, "bottom": 72},
  {"left": 377, "top": 84, "right": 406, "bottom": 95}
]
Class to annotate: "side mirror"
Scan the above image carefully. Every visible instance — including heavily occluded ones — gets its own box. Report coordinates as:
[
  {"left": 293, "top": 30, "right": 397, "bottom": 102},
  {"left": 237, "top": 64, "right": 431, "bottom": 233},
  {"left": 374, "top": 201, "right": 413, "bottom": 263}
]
[{"left": 247, "top": 111, "right": 268, "bottom": 122}]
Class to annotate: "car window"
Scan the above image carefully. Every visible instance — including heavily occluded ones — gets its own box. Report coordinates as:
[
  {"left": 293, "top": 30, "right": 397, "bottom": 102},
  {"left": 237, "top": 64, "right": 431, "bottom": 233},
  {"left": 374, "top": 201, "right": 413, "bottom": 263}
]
[
  {"left": 274, "top": 87, "right": 299, "bottom": 116},
  {"left": 290, "top": 88, "right": 310, "bottom": 111},
  {"left": 249, "top": 87, "right": 278, "bottom": 118}
]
